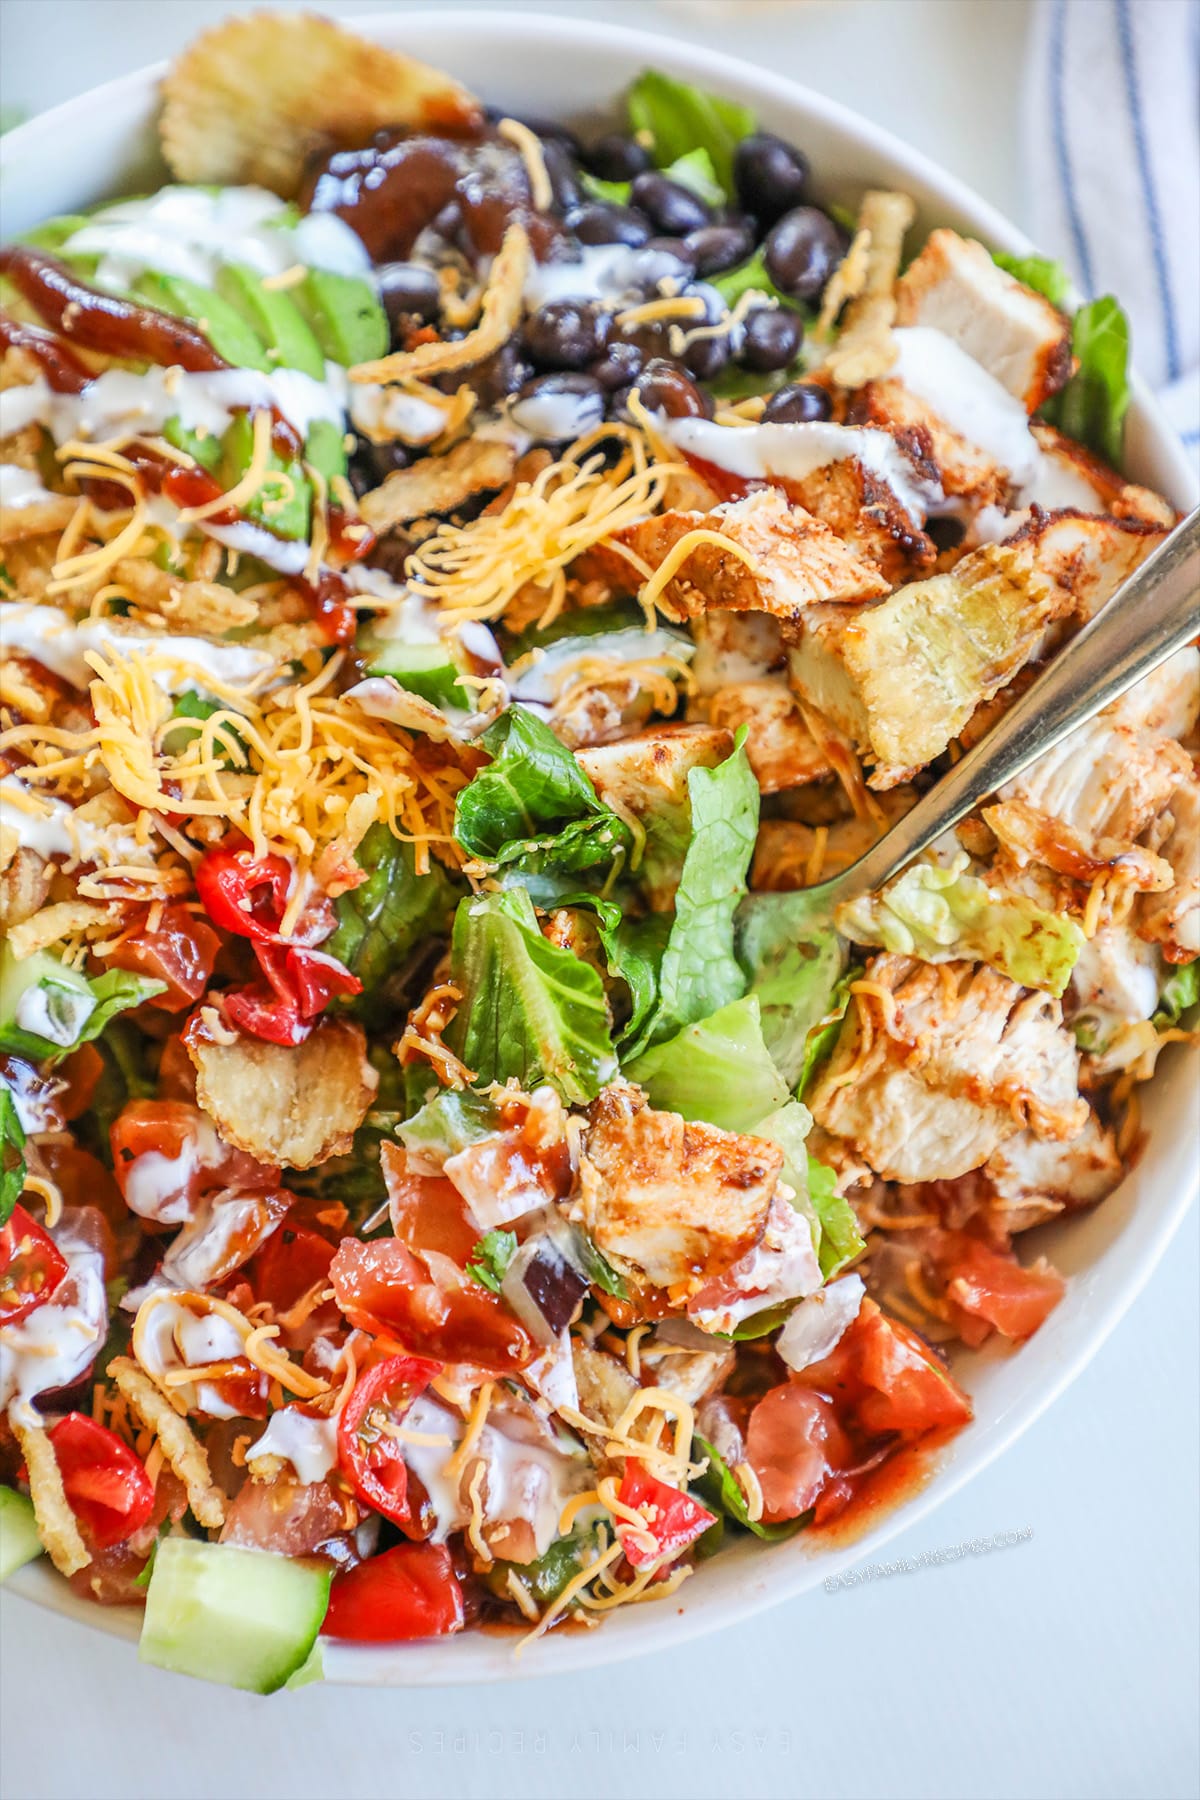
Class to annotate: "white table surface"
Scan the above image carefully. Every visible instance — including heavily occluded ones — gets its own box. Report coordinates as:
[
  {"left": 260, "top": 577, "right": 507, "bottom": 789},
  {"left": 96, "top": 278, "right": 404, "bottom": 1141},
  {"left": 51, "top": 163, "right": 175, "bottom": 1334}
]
[{"left": 0, "top": 5, "right": 1197, "bottom": 1798}]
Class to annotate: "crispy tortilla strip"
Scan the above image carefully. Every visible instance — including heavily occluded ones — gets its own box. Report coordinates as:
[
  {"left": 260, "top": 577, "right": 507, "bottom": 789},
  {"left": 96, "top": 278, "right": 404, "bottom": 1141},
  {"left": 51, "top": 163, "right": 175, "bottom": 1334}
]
[
  {"left": 111, "top": 558, "right": 259, "bottom": 631},
  {"left": 351, "top": 224, "right": 530, "bottom": 385},
  {"left": 110, "top": 1355, "right": 227, "bottom": 1531},
  {"left": 7, "top": 900, "right": 118, "bottom": 959},
  {"left": 10, "top": 1417, "right": 90, "bottom": 1577},
  {"left": 0, "top": 494, "right": 79, "bottom": 543},
  {"left": 161, "top": 11, "right": 482, "bottom": 196},
  {"left": 822, "top": 190, "right": 915, "bottom": 389},
  {"left": 187, "top": 1015, "right": 378, "bottom": 1170},
  {"left": 360, "top": 438, "right": 517, "bottom": 532}
]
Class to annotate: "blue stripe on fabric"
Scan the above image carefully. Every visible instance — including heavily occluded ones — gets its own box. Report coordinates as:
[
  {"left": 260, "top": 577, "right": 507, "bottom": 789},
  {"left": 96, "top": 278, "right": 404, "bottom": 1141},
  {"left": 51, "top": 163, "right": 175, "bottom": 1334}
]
[
  {"left": 1115, "top": 0, "right": 1182, "bottom": 380},
  {"left": 1051, "top": 0, "right": 1095, "bottom": 295}
]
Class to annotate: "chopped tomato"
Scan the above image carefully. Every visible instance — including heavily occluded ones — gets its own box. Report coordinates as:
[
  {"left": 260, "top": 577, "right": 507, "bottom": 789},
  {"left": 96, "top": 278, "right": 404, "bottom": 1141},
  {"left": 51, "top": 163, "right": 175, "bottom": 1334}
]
[
  {"left": 110, "top": 1099, "right": 278, "bottom": 1221},
  {"left": 616, "top": 1462, "right": 716, "bottom": 1568},
  {"left": 36, "top": 1142, "right": 126, "bottom": 1244},
  {"left": 107, "top": 905, "right": 221, "bottom": 1011},
  {"left": 321, "top": 1542, "right": 464, "bottom": 1641},
  {"left": 337, "top": 1353, "right": 440, "bottom": 1527},
  {"left": 194, "top": 846, "right": 293, "bottom": 944},
  {"left": 329, "top": 1237, "right": 535, "bottom": 1374},
  {"left": 221, "top": 1471, "right": 354, "bottom": 1561},
  {"left": 381, "top": 1145, "right": 478, "bottom": 1265},
  {"left": 48, "top": 1413, "right": 155, "bottom": 1549},
  {"left": 222, "top": 982, "right": 314, "bottom": 1046},
  {"left": 250, "top": 1221, "right": 337, "bottom": 1316},
  {"left": 0, "top": 1205, "right": 68, "bottom": 1324},
  {"left": 272, "top": 945, "right": 362, "bottom": 1016},
  {"left": 57, "top": 1043, "right": 104, "bottom": 1119},
  {"left": 933, "top": 1234, "right": 1065, "bottom": 1344},
  {"left": 801, "top": 1300, "right": 973, "bottom": 1438},
  {"left": 744, "top": 1386, "right": 854, "bottom": 1525}
]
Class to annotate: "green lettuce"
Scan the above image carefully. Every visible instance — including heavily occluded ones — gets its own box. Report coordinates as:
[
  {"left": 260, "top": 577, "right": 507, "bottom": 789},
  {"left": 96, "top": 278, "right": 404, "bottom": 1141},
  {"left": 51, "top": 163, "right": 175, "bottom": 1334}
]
[
  {"left": 1043, "top": 294, "right": 1131, "bottom": 466},
  {"left": 325, "top": 824, "right": 461, "bottom": 1022},
  {"left": 0, "top": 946, "right": 165, "bottom": 1063},
  {"left": 626, "top": 69, "right": 756, "bottom": 196},
  {"left": 399, "top": 1087, "right": 498, "bottom": 1166},
  {"left": 1153, "top": 961, "right": 1200, "bottom": 1031},
  {"left": 835, "top": 855, "right": 1085, "bottom": 997},
  {"left": 0, "top": 1083, "right": 26, "bottom": 1228},
  {"left": 454, "top": 707, "right": 631, "bottom": 881},
  {"left": 466, "top": 1229, "right": 518, "bottom": 1294},
  {"left": 992, "top": 249, "right": 1071, "bottom": 307},
  {"left": 805, "top": 1153, "right": 865, "bottom": 1280},
  {"left": 796, "top": 969, "right": 857, "bottom": 1100},
  {"left": 625, "top": 995, "right": 788, "bottom": 1133},
  {"left": 693, "top": 1435, "right": 806, "bottom": 1540},
  {"left": 711, "top": 249, "right": 805, "bottom": 315},
  {"left": 735, "top": 894, "right": 847, "bottom": 1087},
  {"left": 447, "top": 889, "right": 617, "bottom": 1105}
]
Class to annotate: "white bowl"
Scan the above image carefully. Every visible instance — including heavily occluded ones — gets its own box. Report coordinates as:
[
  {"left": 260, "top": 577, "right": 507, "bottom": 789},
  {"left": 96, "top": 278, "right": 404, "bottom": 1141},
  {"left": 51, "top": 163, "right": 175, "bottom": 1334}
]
[{"left": 2, "top": 6, "right": 1196, "bottom": 1689}]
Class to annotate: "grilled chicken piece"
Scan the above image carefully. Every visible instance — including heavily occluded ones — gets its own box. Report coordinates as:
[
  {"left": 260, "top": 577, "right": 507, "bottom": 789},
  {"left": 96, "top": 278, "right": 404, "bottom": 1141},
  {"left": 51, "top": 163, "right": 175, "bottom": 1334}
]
[
  {"left": 686, "top": 1190, "right": 823, "bottom": 1334},
  {"left": 809, "top": 955, "right": 1088, "bottom": 1183},
  {"left": 787, "top": 542, "right": 1066, "bottom": 788},
  {"left": 984, "top": 1110, "right": 1123, "bottom": 1229},
  {"left": 1025, "top": 425, "right": 1176, "bottom": 527},
  {"left": 1068, "top": 921, "right": 1164, "bottom": 1050},
  {"left": 688, "top": 609, "right": 785, "bottom": 696},
  {"left": 611, "top": 488, "right": 889, "bottom": 620},
  {"left": 894, "top": 228, "right": 1072, "bottom": 412},
  {"left": 576, "top": 723, "right": 732, "bottom": 909},
  {"left": 1138, "top": 779, "right": 1200, "bottom": 963},
  {"left": 851, "top": 371, "right": 1016, "bottom": 507},
  {"left": 637, "top": 1334, "right": 736, "bottom": 1405},
  {"left": 777, "top": 453, "right": 939, "bottom": 586},
  {"left": 707, "top": 679, "right": 831, "bottom": 793},
  {"left": 1007, "top": 508, "right": 1169, "bottom": 624},
  {"left": 576, "top": 1080, "right": 782, "bottom": 1294}
]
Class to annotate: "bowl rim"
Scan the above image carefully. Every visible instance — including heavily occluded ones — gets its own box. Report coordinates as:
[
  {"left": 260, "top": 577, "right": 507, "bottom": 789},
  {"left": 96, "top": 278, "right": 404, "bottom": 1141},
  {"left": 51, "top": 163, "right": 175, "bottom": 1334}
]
[{"left": 2, "top": 5, "right": 1196, "bottom": 1690}]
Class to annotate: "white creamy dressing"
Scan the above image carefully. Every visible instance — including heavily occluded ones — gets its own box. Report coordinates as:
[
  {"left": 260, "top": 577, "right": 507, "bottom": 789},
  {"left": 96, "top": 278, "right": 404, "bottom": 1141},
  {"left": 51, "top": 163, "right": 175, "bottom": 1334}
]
[
  {"left": 0, "top": 360, "right": 349, "bottom": 450},
  {"left": 0, "top": 776, "right": 145, "bottom": 866},
  {"left": 0, "top": 601, "right": 275, "bottom": 693},
  {"left": 687, "top": 1191, "right": 823, "bottom": 1335},
  {"left": 659, "top": 415, "right": 939, "bottom": 523},
  {"left": 62, "top": 186, "right": 372, "bottom": 292},
  {"left": 400, "top": 1393, "right": 588, "bottom": 1555},
  {"left": 248, "top": 1404, "right": 341, "bottom": 1485},
  {"left": 14, "top": 979, "right": 95, "bottom": 1047},
  {"left": 0, "top": 1225, "right": 108, "bottom": 1425},
  {"left": 509, "top": 383, "right": 606, "bottom": 443},
  {"left": 508, "top": 627, "right": 692, "bottom": 703},
  {"left": 891, "top": 326, "right": 1040, "bottom": 485},
  {"left": 122, "top": 1112, "right": 226, "bottom": 1226},
  {"left": 349, "top": 385, "right": 449, "bottom": 446},
  {"left": 776, "top": 1273, "right": 865, "bottom": 1373},
  {"left": 136, "top": 1299, "right": 247, "bottom": 1419},
  {"left": 523, "top": 244, "right": 647, "bottom": 310},
  {"left": 0, "top": 465, "right": 57, "bottom": 509}
]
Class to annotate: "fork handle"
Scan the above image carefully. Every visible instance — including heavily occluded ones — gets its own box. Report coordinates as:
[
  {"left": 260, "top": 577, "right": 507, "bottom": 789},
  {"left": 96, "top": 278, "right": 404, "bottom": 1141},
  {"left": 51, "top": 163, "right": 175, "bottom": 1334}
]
[{"left": 843, "top": 505, "right": 1200, "bottom": 899}]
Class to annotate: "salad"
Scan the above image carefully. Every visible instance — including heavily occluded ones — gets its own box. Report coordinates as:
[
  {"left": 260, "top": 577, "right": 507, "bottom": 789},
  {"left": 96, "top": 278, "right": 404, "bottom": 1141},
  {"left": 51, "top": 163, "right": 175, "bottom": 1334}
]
[{"left": 0, "top": 13, "right": 1195, "bottom": 1693}]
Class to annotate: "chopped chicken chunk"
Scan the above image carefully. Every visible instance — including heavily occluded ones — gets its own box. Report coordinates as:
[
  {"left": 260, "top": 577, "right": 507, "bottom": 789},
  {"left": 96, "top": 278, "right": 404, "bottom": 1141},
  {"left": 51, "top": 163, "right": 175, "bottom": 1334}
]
[
  {"left": 809, "top": 955, "right": 1088, "bottom": 1183},
  {"left": 777, "top": 455, "right": 939, "bottom": 586},
  {"left": 985, "top": 1110, "right": 1123, "bottom": 1224},
  {"left": 895, "top": 228, "right": 1072, "bottom": 411},
  {"left": 1139, "top": 779, "right": 1200, "bottom": 962},
  {"left": 787, "top": 542, "right": 1066, "bottom": 787},
  {"left": 1008, "top": 509, "right": 1169, "bottom": 624},
  {"left": 1068, "top": 922, "right": 1163, "bottom": 1049},
  {"left": 576, "top": 1080, "right": 782, "bottom": 1294},
  {"left": 611, "top": 488, "right": 889, "bottom": 620},
  {"left": 1026, "top": 425, "right": 1176, "bottom": 527},
  {"left": 851, "top": 375, "right": 1013, "bottom": 506},
  {"left": 708, "top": 680, "right": 831, "bottom": 793},
  {"left": 577, "top": 724, "right": 732, "bottom": 908},
  {"left": 689, "top": 609, "right": 784, "bottom": 696},
  {"left": 687, "top": 1191, "right": 823, "bottom": 1334},
  {"left": 637, "top": 1333, "right": 736, "bottom": 1405}
]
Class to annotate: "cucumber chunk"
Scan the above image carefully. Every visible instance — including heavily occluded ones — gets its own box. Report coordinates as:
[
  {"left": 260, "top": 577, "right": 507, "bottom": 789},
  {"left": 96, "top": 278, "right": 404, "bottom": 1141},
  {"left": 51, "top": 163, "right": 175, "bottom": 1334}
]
[
  {"left": 362, "top": 639, "right": 470, "bottom": 709},
  {"left": 139, "top": 1538, "right": 331, "bottom": 1694},
  {"left": 216, "top": 263, "right": 326, "bottom": 379},
  {"left": 0, "top": 1488, "right": 44, "bottom": 1581}
]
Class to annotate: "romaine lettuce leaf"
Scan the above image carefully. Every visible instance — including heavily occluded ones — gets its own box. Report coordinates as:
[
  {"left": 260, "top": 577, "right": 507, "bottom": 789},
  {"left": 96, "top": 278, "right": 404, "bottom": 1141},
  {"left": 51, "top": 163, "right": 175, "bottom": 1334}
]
[
  {"left": 625, "top": 994, "right": 788, "bottom": 1132},
  {"left": 735, "top": 893, "right": 847, "bottom": 1087},
  {"left": 0, "top": 947, "right": 165, "bottom": 1063},
  {"left": 454, "top": 707, "right": 631, "bottom": 880},
  {"left": 1153, "top": 961, "right": 1200, "bottom": 1031},
  {"left": 325, "top": 824, "right": 461, "bottom": 1020},
  {"left": 805, "top": 1154, "right": 865, "bottom": 1280},
  {"left": 0, "top": 1083, "right": 27, "bottom": 1227},
  {"left": 661, "top": 147, "right": 725, "bottom": 207},
  {"left": 398, "top": 1087, "right": 498, "bottom": 1166},
  {"left": 626, "top": 69, "right": 756, "bottom": 195},
  {"left": 991, "top": 249, "right": 1071, "bottom": 307},
  {"left": 796, "top": 969, "right": 858, "bottom": 1099},
  {"left": 1042, "top": 294, "right": 1131, "bottom": 466},
  {"left": 693, "top": 1435, "right": 806, "bottom": 1540},
  {"left": 835, "top": 855, "right": 1085, "bottom": 996},
  {"left": 447, "top": 889, "right": 617, "bottom": 1105},
  {"left": 711, "top": 249, "right": 804, "bottom": 314}
]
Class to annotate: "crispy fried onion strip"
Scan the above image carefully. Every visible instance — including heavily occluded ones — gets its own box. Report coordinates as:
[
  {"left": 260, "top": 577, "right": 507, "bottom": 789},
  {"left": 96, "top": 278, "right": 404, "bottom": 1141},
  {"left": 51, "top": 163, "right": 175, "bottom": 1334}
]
[
  {"left": 351, "top": 223, "right": 530, "bottom": 385},
  {"left": 109, "top": 1356, "right": 227, "bottom": 1531},
  {"left": 9, "top": 1417, "right": 90, "bottom": 1576}
]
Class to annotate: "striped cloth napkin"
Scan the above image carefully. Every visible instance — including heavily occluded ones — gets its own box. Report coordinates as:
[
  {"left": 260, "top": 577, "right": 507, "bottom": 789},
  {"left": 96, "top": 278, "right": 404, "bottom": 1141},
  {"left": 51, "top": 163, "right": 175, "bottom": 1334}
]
[{"left": 1024, "top": 0, "right": 1200, "bottom": 470}]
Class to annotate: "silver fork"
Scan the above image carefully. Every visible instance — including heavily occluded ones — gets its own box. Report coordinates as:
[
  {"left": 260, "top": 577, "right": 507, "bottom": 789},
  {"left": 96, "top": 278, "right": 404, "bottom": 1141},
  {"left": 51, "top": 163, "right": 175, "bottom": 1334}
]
[{"left": 750, "top": 505, "right": 1200, "bottom": 936}]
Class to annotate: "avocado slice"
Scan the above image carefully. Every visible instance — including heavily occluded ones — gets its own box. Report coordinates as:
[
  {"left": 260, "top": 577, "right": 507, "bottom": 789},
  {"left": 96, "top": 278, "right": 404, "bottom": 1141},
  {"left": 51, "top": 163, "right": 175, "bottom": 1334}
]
[
  {"left": 303, "top": 417, "right": 349, "bottom": 489},
  {"left": 134, "top": 270, "right": 272, "bottom": 372},
  {"left": 162, "top": 415, "right": 223, "bottom": 474},
  {"left": 296, "top": 269, "right": 388, "bottom": 367},
  {"left": 216, "top": 262, "right": 326, "bottom": 379},
  {"left": 218, "top": 411, "right": 311, "bottom": 542}
]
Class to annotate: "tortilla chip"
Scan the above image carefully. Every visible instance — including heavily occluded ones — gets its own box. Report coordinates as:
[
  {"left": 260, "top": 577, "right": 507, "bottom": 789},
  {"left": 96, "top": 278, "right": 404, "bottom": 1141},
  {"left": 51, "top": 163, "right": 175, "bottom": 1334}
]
[
  {"left": 186, "top": 1015, "right": 378, "bottom": 1170},
  {"left": 10, "top": 1418, "right": 90, "bottom": 1577},
  {"left": 110, "top": 1356, "right": 227, "bottom": 1530},
  {"left": 161, "top": 11, "right": 483, "bottom": 197}
]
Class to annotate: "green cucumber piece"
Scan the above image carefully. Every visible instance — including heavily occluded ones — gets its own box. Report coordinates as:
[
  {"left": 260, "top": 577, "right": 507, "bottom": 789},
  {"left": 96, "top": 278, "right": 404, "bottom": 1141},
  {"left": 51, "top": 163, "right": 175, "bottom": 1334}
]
[
  {"left": 139, "top": 1539, "right": 331, "bottom": 1694},
  {"left": 297, "top": 269, "right": 388, "bottom": 367},
  {"left": 135, "top": 271, "right": 271, "bottom": 372},
  {"left": 218, "top": 412, "right": 311, "bottom": 542},
  {"left": 362, "top": 639, "right": 470, "bottom": 709},
  {"left": 216, "top": 263, "right": 325, "bottom": 379},
  {"left": 0, "top": 1488, "right": 43, "bottom": 1580},
  {"left": 304, "top": 417, "right": 349, "bottom": 487}
]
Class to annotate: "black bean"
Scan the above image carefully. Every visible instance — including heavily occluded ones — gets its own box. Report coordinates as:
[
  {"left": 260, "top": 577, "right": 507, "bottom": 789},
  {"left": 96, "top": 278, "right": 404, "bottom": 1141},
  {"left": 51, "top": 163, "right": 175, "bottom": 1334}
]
[
  {"left": 764, "top": 206, "right": 845, "bottom": 301},
  {"left": 510, "top": 372, "right": 608, "bottom": 440},
  {"left": 377, "top": 262, "right": 441, "bottom": 335},
  {"left": 761, "top": 381, "right": 834, "bottom": 424},
  {"left": 630, "top": 171, "right": 713, "bottom": 236},
  {"left": 625, "top": 238, "right": 697, "bottom": 292},
  {"left": 590, "top": 340, "right": 646, "bottom": 390},
  {"left": 734, "top": 132, "right": 811, "bottom": 225},
  {"left": 586, "top": 132, "right": 653, "bottom": 182},
  {"left": 468, "top": 341, "right": 533, "bottom": 408},
  {"left": 540, "top": 139, "right": 584, "bottom": 213},
  {"left": 616, "top": 316, "right": 675, "bottom": 360},
  {"left": 687, "top": 221, "right": 755, "bottom": 276},
  {"left": 636, "top": 357, "right": 713, "bottom": 419},
  {"left": 483, "top": 105, "right": 583, "bottom": 154},
  {"left": 739, "top": 305, "right": 806, "bottom": 372},
  {"left": 567, "top": 201, "right": 652, "bottom": 247},
  {"left": 523, "top": 299, "right": 610, "bottom": 371},
  {"left": 683, "top": 333, "right": 732, "bottom": 380}
]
